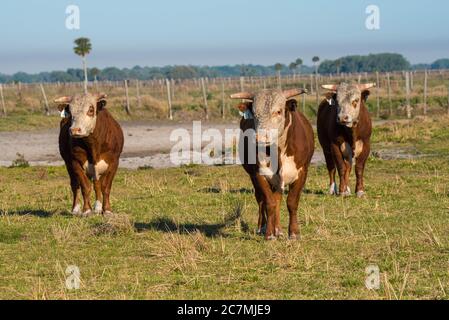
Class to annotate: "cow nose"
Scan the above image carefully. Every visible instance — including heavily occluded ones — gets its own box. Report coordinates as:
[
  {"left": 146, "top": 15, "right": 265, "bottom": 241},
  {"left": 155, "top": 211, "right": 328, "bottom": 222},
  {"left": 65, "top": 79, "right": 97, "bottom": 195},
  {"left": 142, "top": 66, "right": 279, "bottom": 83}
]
[
  {"left": 340, "top": 115, "right": 350, "bottom": 122},
  {"left": 70, "top": 127, "right": 81, "bottom": 136}
]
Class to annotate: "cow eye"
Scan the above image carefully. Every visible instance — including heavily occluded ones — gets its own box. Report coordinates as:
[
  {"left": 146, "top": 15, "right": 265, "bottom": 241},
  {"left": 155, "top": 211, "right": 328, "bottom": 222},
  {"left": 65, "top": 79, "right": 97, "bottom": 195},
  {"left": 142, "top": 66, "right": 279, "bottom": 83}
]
[
  {"left": 274, "top": 110, "right": 282, "bottom": 116},
  {"left": 352, "top": 100, "right": 359, "bottom": 107},
  {"left": 87, "top": 105, "right": 95, "bottom": 116}
]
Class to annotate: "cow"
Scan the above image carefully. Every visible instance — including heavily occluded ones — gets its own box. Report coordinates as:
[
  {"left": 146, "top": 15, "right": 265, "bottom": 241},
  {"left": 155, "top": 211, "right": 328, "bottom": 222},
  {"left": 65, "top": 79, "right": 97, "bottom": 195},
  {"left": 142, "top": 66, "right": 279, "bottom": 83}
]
[
  {"left": 317, "top": 82, "right": 375, "bottom": 197},
  {"left": 54, "top": 93, "right": 124, "bottom": 217},
  {"left": 230, "top": 89, "right": 314, "bottom": 240}
]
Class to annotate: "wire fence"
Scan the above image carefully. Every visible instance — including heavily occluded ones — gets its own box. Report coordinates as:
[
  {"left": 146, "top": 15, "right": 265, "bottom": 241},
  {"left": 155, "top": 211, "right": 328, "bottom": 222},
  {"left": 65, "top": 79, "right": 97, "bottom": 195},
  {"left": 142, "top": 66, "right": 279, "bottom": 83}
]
[{"left": 0, "top": 69, "right": 448, "bottom": 121}]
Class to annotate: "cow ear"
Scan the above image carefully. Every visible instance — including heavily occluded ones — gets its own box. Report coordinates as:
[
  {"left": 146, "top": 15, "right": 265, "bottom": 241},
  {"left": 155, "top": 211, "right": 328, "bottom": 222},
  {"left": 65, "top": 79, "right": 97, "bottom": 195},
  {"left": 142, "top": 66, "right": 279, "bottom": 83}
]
[
  {"left": 361, "top": 90, "right": 370, "bottom": 102},
  {"left": 54, "top": 96, "right": 72, "bottom": 112},
  {"left": 286, "top": 99, "right": 297, "bottom": 112},
  {"left": 97, "top": 99, "right": 107, "bottom": 110},
  {"left": 237, "top": 102, "right": 252, "bottom": 112},
  {"left": 96, "top": 93, "right": 108, "bottom": 110}
]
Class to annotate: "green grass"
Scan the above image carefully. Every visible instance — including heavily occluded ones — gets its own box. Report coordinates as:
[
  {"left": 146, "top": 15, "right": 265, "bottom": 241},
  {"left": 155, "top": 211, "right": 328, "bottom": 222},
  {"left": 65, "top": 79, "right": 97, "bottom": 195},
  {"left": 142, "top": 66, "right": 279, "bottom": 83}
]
[{"left": 1, "top": 118, "right": 449, "bottom": 299}]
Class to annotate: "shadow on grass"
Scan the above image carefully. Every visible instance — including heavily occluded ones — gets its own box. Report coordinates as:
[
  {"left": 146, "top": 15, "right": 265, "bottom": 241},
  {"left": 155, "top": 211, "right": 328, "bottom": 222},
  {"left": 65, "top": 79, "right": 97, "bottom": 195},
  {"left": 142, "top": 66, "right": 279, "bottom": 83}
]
[
  {"left": 200, "top": 187, "right": 325, "bottom": 196},
  {"left": 135, "top": 203, "right": 250, "bottom": 238},
  {"left": 0, "top": 209, "right": 54, "bottom": 218}
]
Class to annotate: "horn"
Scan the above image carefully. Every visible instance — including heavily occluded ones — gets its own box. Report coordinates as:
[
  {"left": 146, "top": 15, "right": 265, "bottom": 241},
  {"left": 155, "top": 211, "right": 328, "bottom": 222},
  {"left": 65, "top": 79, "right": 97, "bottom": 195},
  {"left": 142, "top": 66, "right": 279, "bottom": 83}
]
[
  {"left": 321, "top": 84, "right": 338, "bottom": 91},
  {"left": 54, "top": 96, "right": 72, "bottom": 104},
  {"left": 97, "top": 93, "right": 107, "bottom": 100},
  {"left": 282, "top": 88, "right": 308, "bottom": 99},
  {"left": 357, "top": 83, "right": 376, "bottom": 90},
  {"left": 230, "top": 92, "right": 254, "bottom": 100}
]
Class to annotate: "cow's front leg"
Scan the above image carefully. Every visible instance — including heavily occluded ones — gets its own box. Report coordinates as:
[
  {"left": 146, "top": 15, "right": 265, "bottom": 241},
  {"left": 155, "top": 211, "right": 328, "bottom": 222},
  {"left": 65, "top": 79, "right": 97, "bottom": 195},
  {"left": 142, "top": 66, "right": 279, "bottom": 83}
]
[
  {"left": 273, "top": 191, "right": 283, "bottom": 237},
  {"left": 355, "top": 142, "right": 370, "bottom": 198},
  {"left": 72, "top": 161, "right": 93, "bottom": 217},
  {"left": 255, "top": 174, "right": 277, "bottom": 240},
  {"left": 93, "top": 179, "right": 103, "bottom": 214},
  {"left": 250, "top": 175, "right": 267, "bottom": 234},
  {"left": 331, "top": 143, "right": 349, "bottom": 196}
]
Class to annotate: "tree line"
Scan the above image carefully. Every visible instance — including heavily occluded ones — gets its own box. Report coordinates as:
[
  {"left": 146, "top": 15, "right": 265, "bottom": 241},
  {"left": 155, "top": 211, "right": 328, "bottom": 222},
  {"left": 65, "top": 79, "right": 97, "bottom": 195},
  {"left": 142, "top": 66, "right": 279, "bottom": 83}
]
[{"left": 1, "top": 52, "right": 447, "bottom": 84}]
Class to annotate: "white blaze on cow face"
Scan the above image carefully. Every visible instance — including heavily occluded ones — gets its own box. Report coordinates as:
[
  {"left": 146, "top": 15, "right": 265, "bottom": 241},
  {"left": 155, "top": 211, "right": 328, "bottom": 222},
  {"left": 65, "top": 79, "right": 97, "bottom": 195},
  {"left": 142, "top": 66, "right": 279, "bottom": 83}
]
[
  {"left": 55, "top": 93, "right": 107, "bottom": 138},
  {"left": 252, "top": 90, "right": 287, "bottom": 145},
  {"left": 336, "top": 83, "right": 362, "bottom": 128}
]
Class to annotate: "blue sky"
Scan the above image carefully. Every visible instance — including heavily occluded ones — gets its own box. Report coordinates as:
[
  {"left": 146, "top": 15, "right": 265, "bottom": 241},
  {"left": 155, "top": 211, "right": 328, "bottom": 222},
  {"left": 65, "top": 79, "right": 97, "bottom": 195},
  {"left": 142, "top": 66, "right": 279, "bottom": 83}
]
[{"left": 0, "top": 0, "right": 448, "bottom": 73}]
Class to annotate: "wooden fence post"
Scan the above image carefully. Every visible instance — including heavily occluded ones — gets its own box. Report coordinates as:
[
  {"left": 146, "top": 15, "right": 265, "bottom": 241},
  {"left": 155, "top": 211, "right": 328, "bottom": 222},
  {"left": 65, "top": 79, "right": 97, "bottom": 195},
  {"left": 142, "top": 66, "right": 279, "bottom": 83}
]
[
  {"left": 302, "top": 83, "right": 306, "bottom": 115},
  {"left": 405, "top": 72, "right": 411, "bottom": 119},
  {"left": 0, "top": 84, "right": 6, "bottom": 116},
  {"left": 387, "top": 72, "right": 393, "bottom": 116},
  {"left": 39, "top": 83, "right": 50, "bottom": 115},
  {"left": 240, "top": 76, "right": 245, "bottom": 92},
  {"left": 124, "top": 79, "right": 131, "bottom": 115},
  {"left": 221, "top": 80, "right": 225, "bottom": 119},
  {"left": 201, "top": 77, "right": 209, "bottom": 120},
  {"left": 423, "top": 69, "right": 428, "bottom": 116},
  {"left": 165, "top": 79, "right": 173, "bottom": 120},
  {"left": 376, "top": 71, "right": 380, "bottom": 118},
  {"left": 136, "top": 79, "right": 142, "bottom": 110}
]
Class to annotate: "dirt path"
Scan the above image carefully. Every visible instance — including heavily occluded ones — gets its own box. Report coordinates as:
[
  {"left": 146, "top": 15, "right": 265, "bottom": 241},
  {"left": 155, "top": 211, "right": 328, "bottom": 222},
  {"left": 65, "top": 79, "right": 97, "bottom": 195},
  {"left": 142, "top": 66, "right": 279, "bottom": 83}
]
[{"left": 0, "top": 120, "right": 416, "bottom": 169}]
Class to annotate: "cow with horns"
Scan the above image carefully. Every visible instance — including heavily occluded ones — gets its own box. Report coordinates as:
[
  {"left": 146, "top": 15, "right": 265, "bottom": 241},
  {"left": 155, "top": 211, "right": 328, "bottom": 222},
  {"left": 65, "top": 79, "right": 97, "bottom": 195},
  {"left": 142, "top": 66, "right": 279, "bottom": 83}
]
[
  {"left": 317, "top": 82, "right": 375, "bottom": 197},
  {"left": 55, "top": 93, "right": 124, "bottom": 217},
  {"left": 230, "top": 88, "right": 314, "bottom": 240}
]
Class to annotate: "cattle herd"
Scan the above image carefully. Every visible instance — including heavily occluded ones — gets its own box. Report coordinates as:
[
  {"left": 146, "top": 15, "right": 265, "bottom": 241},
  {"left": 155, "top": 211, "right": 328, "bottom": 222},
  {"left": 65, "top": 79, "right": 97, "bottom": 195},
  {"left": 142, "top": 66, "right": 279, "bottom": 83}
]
[{"left": 54, "top": 82, "right": 375, "bottom": 240}]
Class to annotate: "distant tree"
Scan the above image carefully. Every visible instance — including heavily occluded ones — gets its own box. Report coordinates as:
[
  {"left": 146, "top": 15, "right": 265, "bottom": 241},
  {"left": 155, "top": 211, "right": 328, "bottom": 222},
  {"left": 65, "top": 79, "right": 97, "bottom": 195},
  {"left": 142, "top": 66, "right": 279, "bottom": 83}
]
[
  {"left": 295, "top": 58, "right": 303, "bottom": 75},
  {"left": 73, "top": 37, "right": 92, "bottom": 93},
  {"left": 90, "top": 67, "right": 100, "bottom": 82},
  {"left": 431, "top": 59, "right": 449, "bottom": 70},
  {"left": 289, "top": 62, "right": 298, "bottom": 76},
  {"left": 312, "top": 56, "right": 320, "bottom": 74}
]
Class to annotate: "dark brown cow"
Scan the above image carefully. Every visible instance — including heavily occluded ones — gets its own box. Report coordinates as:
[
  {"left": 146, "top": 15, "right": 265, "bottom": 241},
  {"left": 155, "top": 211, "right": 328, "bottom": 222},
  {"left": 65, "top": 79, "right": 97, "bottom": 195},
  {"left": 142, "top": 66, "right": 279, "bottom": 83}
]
[
  {"left": 55, "top": 93, "right": 124, "bottom": 216},
  {"left": 317, "top": 83, "right": 375, "bottom": 197},
  {"left": 231, "top": 89, "right": 314, "bottom": 240}
]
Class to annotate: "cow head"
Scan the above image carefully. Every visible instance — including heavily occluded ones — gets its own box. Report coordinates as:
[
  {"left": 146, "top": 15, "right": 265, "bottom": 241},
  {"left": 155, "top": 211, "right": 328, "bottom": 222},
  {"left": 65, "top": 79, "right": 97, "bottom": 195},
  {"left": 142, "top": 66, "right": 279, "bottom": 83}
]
[
  {"left": 54, "top": 93, "right": 108, "bottom": 138},
  {"left": 321, "top": 83, "right": 375, "bottom": 128},
  {"left": 230, "top": 89, "right": 307, "bottom": 146}
]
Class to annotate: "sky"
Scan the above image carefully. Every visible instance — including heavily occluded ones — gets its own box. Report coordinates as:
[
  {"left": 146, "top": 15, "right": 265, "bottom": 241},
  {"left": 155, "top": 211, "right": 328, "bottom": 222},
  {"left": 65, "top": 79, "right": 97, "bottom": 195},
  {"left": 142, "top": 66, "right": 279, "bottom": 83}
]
[{"left": 0, "top": 0, "right": 448, "bottom": 74}]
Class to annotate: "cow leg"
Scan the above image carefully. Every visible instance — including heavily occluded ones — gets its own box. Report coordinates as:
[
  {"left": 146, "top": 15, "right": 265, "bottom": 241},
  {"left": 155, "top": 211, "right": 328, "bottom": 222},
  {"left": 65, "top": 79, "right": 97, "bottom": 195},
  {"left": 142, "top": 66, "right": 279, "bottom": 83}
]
[
  {"left": 101, "top": 161, "right": 119, "bottom": 216},
  {"left": 255, "top": 174, "right": 277, "bottom": 240},
  {"left": 355, "top": 142, "right": 370, "bottom": 198},
  {"left": 274, "top": 192, "right": 283, "bottom": 237},
  {"left": 67, "top": 166, "right": 81, "bottom": 215},
  {"left": 72, "top": 161, "right": 93, "bottom": 217},
  {"left": 323, "top": 150, "right": 337, "bottom": 195},
  {"left": 331, "top": 143, "right": 348, "bottom": 196},
  {"left": 287, "top": 170, "right": 307, "bottom": 240},
  {"left": 251, "top": 176, "right": 267, "bottom": 235},
  {"left": 93, "top": 179, "right": 103, "bottom": 214}
]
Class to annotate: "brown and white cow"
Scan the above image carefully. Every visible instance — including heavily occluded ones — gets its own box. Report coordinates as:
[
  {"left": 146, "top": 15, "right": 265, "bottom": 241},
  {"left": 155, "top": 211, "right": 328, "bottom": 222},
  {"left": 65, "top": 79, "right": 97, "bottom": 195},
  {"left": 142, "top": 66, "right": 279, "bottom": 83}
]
[
  {"left": 231, "top": 89, "right": 314, "bottom": 240},
  {"left": 317, "top": 82, "right": 375, "bottom": 197},
  {"left": 55, "top": 93, "right": 124, "bottom": 216}
]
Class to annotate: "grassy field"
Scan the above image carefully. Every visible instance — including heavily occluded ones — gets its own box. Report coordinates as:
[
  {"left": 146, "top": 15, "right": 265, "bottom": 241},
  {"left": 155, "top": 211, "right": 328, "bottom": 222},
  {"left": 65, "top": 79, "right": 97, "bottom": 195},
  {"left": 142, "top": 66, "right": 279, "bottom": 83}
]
[{"left": 1, "top": 117, "right": 449, "bottom": 299}]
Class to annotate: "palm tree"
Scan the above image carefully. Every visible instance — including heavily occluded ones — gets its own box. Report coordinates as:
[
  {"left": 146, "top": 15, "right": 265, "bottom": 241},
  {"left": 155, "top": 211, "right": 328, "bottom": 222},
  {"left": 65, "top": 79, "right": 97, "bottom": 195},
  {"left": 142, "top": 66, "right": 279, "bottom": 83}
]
[
  {"left": 289, "top": 62, "right": 297, "bottom": 78},
  {"left": 74, "top": 37, "right": 92, "bottom": 93},
  {"left": 312, "top": 56, "right": 320, "bottom": 75}
]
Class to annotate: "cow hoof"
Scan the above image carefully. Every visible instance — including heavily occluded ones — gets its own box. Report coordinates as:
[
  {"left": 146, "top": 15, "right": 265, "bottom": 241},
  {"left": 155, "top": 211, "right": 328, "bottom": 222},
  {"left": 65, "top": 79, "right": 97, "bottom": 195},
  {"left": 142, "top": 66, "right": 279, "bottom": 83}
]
[
  {"left": 329, "top": 183, "right": 337, "bottom": 195},
  {"left": 266, "top": 235, "right": 277, "bottom": 241},
  {"left": 356, "top": 191, "right": 366, "bottom": 198},
  {"left": 81, "top": 209, "right": 93, "bottom": 217},
  {"left": 93, "top": 201, "right": 103, "bottom": 214},
  {"left": 340, "top": 186, "right": 351, "bottom": 197},
  {"left": 71, "top": 204, "right": 82, "bottom": 216},
  {"left": 257, "top": 225, "right": 267, "bottom": 235},
  {"left": 288, "top": 234, "right": 298, "bottom": 241},
  {"left": 275, "top": 228, "right": 284, "bottom": 238},
  {"left": 103, "top": 210, "right": 114, "bottom": 217}
]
